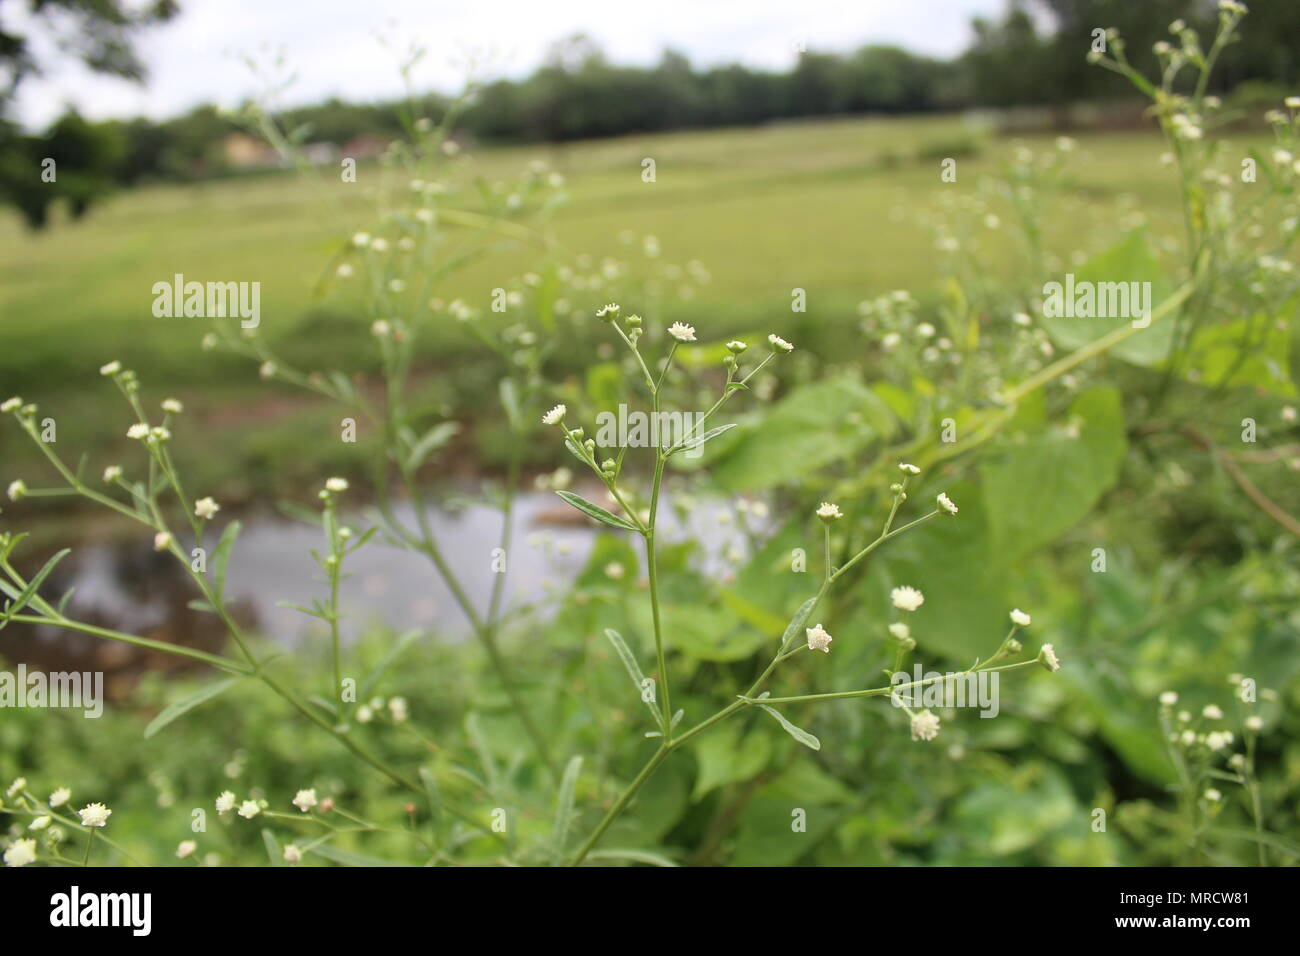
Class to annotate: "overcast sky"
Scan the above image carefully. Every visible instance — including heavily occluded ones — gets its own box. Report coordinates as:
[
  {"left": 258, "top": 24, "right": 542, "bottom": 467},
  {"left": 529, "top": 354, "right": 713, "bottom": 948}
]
[{"left": 10, "top": 0, "right": 1006, "bottom": 129}]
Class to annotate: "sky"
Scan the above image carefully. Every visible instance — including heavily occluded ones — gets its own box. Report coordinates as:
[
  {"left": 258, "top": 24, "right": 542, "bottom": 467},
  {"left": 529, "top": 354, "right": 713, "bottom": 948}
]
[{"left": 9, "top": 0, "right": 1007, "bottom": 129}]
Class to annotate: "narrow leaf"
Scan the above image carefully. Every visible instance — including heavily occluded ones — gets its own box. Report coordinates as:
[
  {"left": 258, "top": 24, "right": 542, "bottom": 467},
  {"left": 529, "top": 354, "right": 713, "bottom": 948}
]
[
  {"left": 779, "top": 596, "right": 818, "bottom": 651},
  {"left": 756, "top": 698, "right": 821, "bottom": 751},
  {"left": 604, "top": 628, "right": 663, "bottom": 729},
  {"left": 212, "top": 521, "right": 242, "bottom": 602},
  {"left": 552, "top": 755, "right": 584, "bottom": 859},
  {"left": 555, "top": 490, "right": 640, "bottom": 532},
  {"left": 669, "top": 422, "right": 737, "bottom": 456},
  {"left": 144, "top": 676, "right": 244, "bottom": 738}
]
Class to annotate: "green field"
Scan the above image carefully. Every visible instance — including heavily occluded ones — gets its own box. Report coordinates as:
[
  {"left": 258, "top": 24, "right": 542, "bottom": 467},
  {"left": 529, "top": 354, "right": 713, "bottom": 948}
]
[{"left": 0, "top": 114, "right": 1269, "bottom": 509}]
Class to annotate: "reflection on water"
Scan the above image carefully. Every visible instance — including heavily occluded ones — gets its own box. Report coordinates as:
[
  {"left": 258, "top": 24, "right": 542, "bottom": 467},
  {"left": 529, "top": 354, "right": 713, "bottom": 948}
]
[{"left": 6, "top": 490, "right": 757, "bottom": 688}]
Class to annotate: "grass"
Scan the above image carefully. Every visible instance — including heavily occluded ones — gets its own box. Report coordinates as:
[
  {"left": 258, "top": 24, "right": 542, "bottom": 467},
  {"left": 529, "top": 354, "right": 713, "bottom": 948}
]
[{"left": 0, "top": 112, "right": 1274, "bottom": 504}]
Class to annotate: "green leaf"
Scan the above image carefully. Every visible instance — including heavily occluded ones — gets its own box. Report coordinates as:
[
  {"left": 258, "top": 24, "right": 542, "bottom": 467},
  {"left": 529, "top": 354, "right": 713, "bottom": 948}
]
[
  {"left": 668, "top": 422, "right": 738, "bottom": 456},
  {"left": 552, "top": 755, "right": 584, "bottom": 860},
  {"left": 691, "top": 724, "right": 772, "bottom": 800},
  {"left": 212, "top": 521, "right": 241, "bottom": 602},
  {"left": 555, "top": 490, "right": 640, "bottom": 532},
  {"left": 755, "top": 697, "right": 821, "bottom": 750},
  {"left": 144, "top": 676, "right": 244, "bottom": 738},
  {"left": 586, "top": 848, "right": 679, "bottom": 867},
  {"left": 498, "top": 379, "right": 521, "bottom": 431},
  {"left": 1, "top": 548, "right": 70, "bottom": 622},
  {"left": 261, "top": 829, "right": 283, "bottom": 866},
  {"left": 778, "top": 596, "right": 818, "bottom": 652},
  {"left": 359, "top": 629, "right": 422, "bottom": 699},
  {"left": 308, "top": 844, "right": 409, "bottom": 867},
  {"left": 981, "top": 385, "right": 1126, "bottom": 563},
  {"left": 406, "top": 422, "right": 460, "bottom": 471},
  {"left": 604, "top": 628, "right": 663, "bottom": 728},
  {"left": 711, "top": 373, "right": 896, "bottom": 490}
]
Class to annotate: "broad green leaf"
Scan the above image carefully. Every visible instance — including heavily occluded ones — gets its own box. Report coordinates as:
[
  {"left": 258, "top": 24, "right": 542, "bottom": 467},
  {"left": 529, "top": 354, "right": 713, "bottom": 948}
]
[
  {"left": 555, "top": 490, "right": 640, "bottom": 532},
  {"left": 712, "top": 373, "right": 896, "bottom": 490},
  {"left": 144, "top": 676, "right": 244, "bottom": 738},
  {"left": 982, "top": 385, "right": 1126, "bottom": 563},
  {"left": 691, "top": 724, "right": 772, "bottom": 800}
]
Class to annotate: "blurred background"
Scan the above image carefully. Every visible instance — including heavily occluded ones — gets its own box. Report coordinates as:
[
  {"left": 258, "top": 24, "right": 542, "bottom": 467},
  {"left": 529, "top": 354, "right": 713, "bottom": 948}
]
[{"left": 1, "top": 0, "right": 1298, "bottom": 866}]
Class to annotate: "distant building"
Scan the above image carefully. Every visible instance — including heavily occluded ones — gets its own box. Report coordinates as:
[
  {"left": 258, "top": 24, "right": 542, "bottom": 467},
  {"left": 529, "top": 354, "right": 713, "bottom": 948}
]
[{"left": 221, "top": 132, "right": 278, "bottom": 169}]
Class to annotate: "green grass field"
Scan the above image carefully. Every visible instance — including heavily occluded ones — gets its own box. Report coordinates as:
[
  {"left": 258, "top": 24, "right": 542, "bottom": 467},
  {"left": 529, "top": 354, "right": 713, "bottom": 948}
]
[{"left": 0, "top": 113, "right": 1271, "bottom": 508}]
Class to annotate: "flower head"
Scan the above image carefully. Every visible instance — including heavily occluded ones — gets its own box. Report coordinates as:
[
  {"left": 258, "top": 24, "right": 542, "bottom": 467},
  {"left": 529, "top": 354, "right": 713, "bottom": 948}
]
[
  {"left": 215, "top": 791, "right": 236, "bottom": 813},
  {"left": 667, "top": 322, "right": 696, "bottom": 342},
  {"left": 77, "top": 802, "right": 112, "bottom": 827},
  {"left": 899, "top": 462, "right": 921, "bottom": 475},
  {"left": 1245, "top": 715, "right": 1263, "bottom": 732},
  {"left": 1, "top": 397, "right": 21, "bottom": 413},
  {"left": 910, "top": 710, "right": 941, "bottom": 741},
  {"left": 5, "top": 777, "right": 26, "bottom": 798},
  {"left": 816, "top": 502, "right": 842, "bottom": 522},
  {"left": 1204, "top": 788, "right": 1222, "bottom": 802},
  {"left": 292, "top": 788, "right": 318, "bottom": 813},
  {"left": 154, "top": 531, "right": 172, "bottom": 552},
  {"left": 48, "top": 787, "right": 71, "bottom": 808},
  {"left": 936, "top": 492, "right": 958, "bottom": 516},
  {"left": 6, "top": 479, "right": 26, "bottom": 502},
  {"left": 100, "top": 361, "right": 122, "bottom": 377},
  {"left": 127, "top": 423, "right": 150, "bottom": 440},
  {"left": 4, "top": 838, "right": 37, "bottom": 867},
  {"left": 194, "top": 497, "right": 220, "bottom": 520},
  {"left": 1010, "top": 608, "right": 1032, "bottom": 627},
  {"left": 542, "top": 404, "right": 567, "bottom": 426},
  {"left": 888, "top": 622, "right": 911, "bottom": 641},
  {"left": 176, "top": 840, "right": 197, "bottom": 859},
  {"left": 1159, "top": 691, "right": 1178, "bottom": 707},
  {"left": 103, "top": 465, "right": 122, "bottom": 483},
  {"left": 726, "top": 340, "right": 748, "bottom": 354},
  {"left": 805, "top": 623, "right": 833, "bottom": 653},
  {"left": 595, "top": 303, "right": 620, "bottom": 322},
  {"left": 1037, "top": 643, "right": 1061, "bottom": 672},
  {"left": 372, "top": 319, "right": 391, "bottom": 338},
  {"left": 767, "top": 333, "right": 794, "bottom": 353},
  {"left": 161, "top": 398, "right": 183, "bottom": 414},
  {"left": 1205, "top": 730, "right": 1234, "bottom": 752},
  {"left": 283, "top": 844, "right": 303, "bottom": 863},
  {"left": 891, "top": 586, "right": 925, "bottom": 612},
  {"left": 1203, "top": 704, "right": 1223, "bottom": 720},
  {"left": 238, "top": 800, "right": 261, "bottom": 819},
  {"left": 325, "top": 477, "right": 349, "bottom": 493}
]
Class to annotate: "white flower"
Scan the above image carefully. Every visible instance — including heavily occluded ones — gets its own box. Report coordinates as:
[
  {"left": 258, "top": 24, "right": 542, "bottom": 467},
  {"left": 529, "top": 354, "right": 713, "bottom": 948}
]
[
  {"left": 542, "top": 404, "right": 567, "bottom": 426},
  {"left": 168, "top": 840, "right": 196, "bottom": 860},
  {"left": 77, "top": 802, "right": 112, "bottom": 827},
  {"left": 29, "top": 815, "right": 50, "bottom": 831},
  {"left": 103, "top": 465, "right": 122, "bottom": 483},
  {"left": 1203, "top": 704, "right": 1223, "bottom": 720},
  {"left": 259, "top": 361, "right": 276, "bottom": 380},
  {"left": 153, "top": 532, "right": 172, "bottom": 551},
  {"left": 1282, "top": 406, "right": 1297, "bottom": 424},
  {"left": 1159, "top": 691, "right": 1179, "bottom": 707},
  {"left": 215, "top": 791, "right": 236, "bottom": 813},
  {"left": 1204, "top": 788, "right": 1222, "bottom": 802},
  {"left": 336, "top": 262, "right": 354, "bottom": 278},
  {"left": 149, "top": 426, "right": 171, "bottom": 443},
  {"left": 99, "top": 361, "right": 122, "bottom": 377},
  {"left": 1180, "top": 729, "right": 1197, "bottom": 745},
  {"left": 372, "top": 319, "right": 391, "bottom": 338},
  {"left": 898, "top": 463, "right": 921, "bottom": 475},
  {"left": 292, "top": 788, "right": 318, "bottom": 813},
  {"left": 161, "top": 398, "right": 183, "bottom": 414},
  {"left": 238, "top": 800, "right": 261, "bottom": 819},
  {"left": 127, "top": 423, "right": 150, "bottom": 440},
  {"left": 283, "top": 844, "right": 303, "bottom": 863},
  {"left": 604, "top": 561, "right": 625, "bottom": 580},
  {"left": 768, "top": 333, "right": 794, "bottom": 353},
  {"left": 910, "top": 710, "right": 941, "bottom": 741},
  {"left": 667, "top": 322, "right": 696, "bottom": 342},
  {"left": 6, "top": 479, "right": 26, "bottom": 502},
  {"left": 201, "top": 333, "right": 219, "bottom": 351},
  {"left": 1010, "top": 608, "right": 1032, "bottom": 627},
  {"left": 805, "top": 623, "right": 833, "bottom": 653},
  {"left": 357, "top": 705, "right": 374, "bottom": 723},
  {"left": 388, "top": 697, "right": 409, "bottom": 722},
  {"left": 1245, "top": 715, "right": 1263, "bottom": 732},
  {"left": 352, "top": 232, "right": 371, "bottom": 248},
  {"left": 1205, "top": 730, "right": 1234, "bottom": 751},
  {"left": 917, "top": 322, "right": 936, "bottom": 338},
  {"left": 48, "top": 787, "right": 71, "bottom": 808},
  {"left": 1, "top": 397, "right": 21, "bottom": 413},
  {"left": 936, "top": 492, "right": 958, "bottom": 516},
  {"left": 325, "top": 477, "right": 349, "bottom": 493},
  {"left": 816, "top": 502, "right": 842, "bottom": 522},
  {"left": 888, "top": 622, "right": 911, "bottom": 641},
  {"left": 891, "top": 586, "right": 925, "bottom": 612},
  {"left": 4, "top": 838, "right": 37, "bottom": 867},
  {"left": 194, "top": 497, "right": 220, "bottom": 520},
  {"left": 1038, "top": 643, "right": 1061, "bottom": 672}
]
